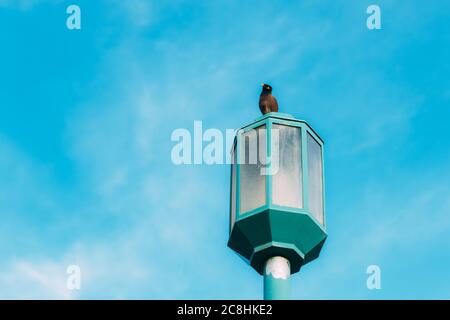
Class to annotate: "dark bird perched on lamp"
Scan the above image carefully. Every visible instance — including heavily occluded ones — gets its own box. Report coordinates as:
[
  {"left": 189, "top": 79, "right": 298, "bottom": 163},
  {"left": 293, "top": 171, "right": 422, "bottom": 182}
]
[{"left": 259, "top": 83, "right": 279, "bottom": 115}]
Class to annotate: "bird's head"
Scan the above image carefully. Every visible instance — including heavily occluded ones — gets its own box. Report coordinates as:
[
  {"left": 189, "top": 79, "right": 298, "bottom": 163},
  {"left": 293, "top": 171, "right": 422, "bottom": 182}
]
[{"left": 261, "top": 83, "right": 273, "bottom": 93}]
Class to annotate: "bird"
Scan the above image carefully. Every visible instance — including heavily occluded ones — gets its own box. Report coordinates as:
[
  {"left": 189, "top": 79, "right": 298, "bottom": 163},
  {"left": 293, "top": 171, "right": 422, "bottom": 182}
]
[{"left": 259, "top": 83, "right": 278, "bottom": 115}]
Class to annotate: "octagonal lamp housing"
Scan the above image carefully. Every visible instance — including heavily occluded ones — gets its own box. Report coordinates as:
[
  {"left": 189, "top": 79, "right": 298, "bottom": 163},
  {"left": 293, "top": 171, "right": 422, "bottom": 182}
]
[{"left": 228, "top": 112, "right": 327, "bottom": 275}]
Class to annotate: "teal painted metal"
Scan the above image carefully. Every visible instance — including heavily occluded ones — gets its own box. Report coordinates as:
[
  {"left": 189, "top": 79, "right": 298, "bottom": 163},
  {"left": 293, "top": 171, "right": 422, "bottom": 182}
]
[
  {"left": 266, "top": 119, "right": 273, "bottom": 207},
  {"left": 321, "top": 134, "right": 327, "bottom": 228},
  {"left": 236, "top": 131, "right": 241, "bottom": 217},
  {"left": 301, "top": 126, "right": 309, "bottom": 211},
  {"left": 264, "top": 275, "right": 290, "bottom": 300},
  {"left": 228, "top": 112, "right": 327, "bottom": 277},
  {"left": 229, "top": 206, "right": 326, "bottom": 274}
]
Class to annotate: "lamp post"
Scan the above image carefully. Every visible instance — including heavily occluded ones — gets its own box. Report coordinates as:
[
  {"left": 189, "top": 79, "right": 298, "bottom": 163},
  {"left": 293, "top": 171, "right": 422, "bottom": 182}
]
[{"left": 228, "top": 112, "right": 327, "bottom": 300}]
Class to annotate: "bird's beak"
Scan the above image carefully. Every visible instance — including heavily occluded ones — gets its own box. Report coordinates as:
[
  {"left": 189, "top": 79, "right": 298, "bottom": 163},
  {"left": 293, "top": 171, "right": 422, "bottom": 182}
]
[{"left": 261, "top": 83, "right": 264, "bottom": 87}]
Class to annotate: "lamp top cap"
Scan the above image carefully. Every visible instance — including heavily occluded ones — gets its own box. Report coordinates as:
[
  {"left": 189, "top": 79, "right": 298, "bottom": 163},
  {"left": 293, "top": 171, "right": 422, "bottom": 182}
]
[
  {"left": 254, "top": 112, "right": 294, "bottom": 122},
  {"left": 238, "top": 112, "right": 324, "bottom": 145}
]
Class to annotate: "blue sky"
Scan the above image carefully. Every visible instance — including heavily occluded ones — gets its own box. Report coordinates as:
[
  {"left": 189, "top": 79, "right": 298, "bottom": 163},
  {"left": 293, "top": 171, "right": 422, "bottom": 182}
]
[{"left": 0, "top": 0, "right": 449, "bottom": 299}]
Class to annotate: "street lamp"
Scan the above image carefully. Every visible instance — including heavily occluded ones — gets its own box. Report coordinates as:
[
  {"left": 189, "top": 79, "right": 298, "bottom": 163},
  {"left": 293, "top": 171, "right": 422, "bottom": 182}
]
[{"left": 228, "top": 112, "right": 327, "bottom": 300}]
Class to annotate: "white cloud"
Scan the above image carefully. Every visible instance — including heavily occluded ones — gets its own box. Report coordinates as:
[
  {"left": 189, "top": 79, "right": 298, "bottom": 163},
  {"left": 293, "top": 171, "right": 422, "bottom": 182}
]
[{"left": 0, "top": 260, "right": 75, "bottom": 299}]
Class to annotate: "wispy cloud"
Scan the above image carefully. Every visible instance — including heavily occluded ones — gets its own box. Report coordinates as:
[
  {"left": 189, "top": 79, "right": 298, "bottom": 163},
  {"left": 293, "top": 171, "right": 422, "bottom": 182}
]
[{"left": 0, "top": 260, "right": 75, "bottom": 299}]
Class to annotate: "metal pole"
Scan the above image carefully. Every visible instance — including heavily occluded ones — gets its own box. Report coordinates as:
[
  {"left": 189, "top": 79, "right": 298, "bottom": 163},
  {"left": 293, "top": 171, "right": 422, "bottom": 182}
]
[{"left": 263, "top": 256, "right": 291, "bottom": 300}]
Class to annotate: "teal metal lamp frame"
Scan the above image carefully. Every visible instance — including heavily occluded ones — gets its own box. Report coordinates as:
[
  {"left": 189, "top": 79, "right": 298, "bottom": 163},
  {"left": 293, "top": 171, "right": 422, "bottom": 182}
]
[{"left": 228, "top": 112, "right": 327, "bottom": 298}]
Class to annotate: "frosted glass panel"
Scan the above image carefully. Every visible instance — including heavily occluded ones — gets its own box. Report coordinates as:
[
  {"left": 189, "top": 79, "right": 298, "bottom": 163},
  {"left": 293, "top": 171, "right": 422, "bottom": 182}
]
[
  {"left": 307, "top": 133, "right": 324, "bottom": 225},
  {"left": 272, "top": 124, "right": 302, "bottom": 208},
  {"left": 230, "top": 146, "right": 236, "bottom": 234},
  {"left": 240, "top": 125, "right": 266, "bottom": 214}
]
